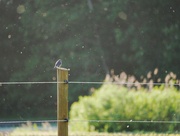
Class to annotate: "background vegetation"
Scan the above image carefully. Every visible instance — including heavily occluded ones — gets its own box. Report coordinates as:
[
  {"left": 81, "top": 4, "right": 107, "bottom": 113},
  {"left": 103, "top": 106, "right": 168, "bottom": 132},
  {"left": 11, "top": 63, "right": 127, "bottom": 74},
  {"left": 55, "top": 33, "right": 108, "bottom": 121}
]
[
  {"left": 0, "top": 0, "right": 180, "bottom": 122},
  {"left": 70, "top": 84, "right": 180, "bottom": 132}
]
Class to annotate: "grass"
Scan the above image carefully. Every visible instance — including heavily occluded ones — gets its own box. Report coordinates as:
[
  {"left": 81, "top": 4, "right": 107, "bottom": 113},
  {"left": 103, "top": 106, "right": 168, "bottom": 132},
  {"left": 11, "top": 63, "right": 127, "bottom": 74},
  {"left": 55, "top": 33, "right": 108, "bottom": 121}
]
[
  {"left": 4, "top": 130, "right": 180, "bottom": 136},
  {"left": 1, "top": 121, "right": 179, "bottom": 136}
]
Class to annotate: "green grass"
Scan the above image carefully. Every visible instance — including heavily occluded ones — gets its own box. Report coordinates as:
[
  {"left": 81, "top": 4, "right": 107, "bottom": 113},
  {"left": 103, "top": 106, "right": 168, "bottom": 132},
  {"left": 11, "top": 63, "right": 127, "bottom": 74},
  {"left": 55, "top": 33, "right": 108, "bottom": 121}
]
[{"left": 7, "top": 129, "right": 180, "bottom": 136}]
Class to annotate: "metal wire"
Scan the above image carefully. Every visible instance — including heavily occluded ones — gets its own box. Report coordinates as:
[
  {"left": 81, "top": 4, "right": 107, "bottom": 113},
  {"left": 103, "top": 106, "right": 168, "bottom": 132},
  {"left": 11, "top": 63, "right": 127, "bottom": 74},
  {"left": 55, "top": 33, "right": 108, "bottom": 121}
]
[
  {"left": 70, "top": 120, "right": 180, "bottom": 124},
  {"left": 69, "top": 81, "right": 180, "bottom": 86},
  {"left": 0, "top": 119, "right": 179, "bottom": 124},
  {"left": 0, "top": 120, "right": 66, "bottom": 124},
  {"left": 0, "top": 81, "right": 179, "bottom": 86},
  {"left": 0, "top": 81, "right": 179, "bottom": 125},
  {"left": 0, "top": 81, "right": 62, "bottom": 85}
]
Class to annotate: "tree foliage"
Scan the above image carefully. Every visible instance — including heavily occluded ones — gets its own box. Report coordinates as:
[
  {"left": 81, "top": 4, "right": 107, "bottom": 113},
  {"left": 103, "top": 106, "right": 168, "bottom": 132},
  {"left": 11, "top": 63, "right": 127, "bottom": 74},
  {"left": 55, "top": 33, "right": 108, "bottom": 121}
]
[{"left": 0, "top": 0, "right": 180, "bottom": 119}]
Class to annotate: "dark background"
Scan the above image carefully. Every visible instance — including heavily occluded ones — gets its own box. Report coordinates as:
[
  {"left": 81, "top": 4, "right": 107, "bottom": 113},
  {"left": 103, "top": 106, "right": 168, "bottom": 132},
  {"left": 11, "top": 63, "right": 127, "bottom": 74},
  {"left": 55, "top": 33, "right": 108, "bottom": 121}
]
[{"left": 0, "top": 0, "right": 180, "bottom": 119}]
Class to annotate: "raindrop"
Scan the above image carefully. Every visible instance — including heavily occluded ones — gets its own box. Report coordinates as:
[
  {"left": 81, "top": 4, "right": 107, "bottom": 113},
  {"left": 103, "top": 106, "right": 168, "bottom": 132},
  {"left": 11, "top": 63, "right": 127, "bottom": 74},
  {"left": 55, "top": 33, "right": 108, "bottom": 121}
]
[
  {"left": 82, "top": 46, "right": 84, "bottom": 48},
  {"left": 52, "top": 77, "right": 56, "bottom": 80},
  {"left": 20, "top": 52, "right": 23, "bottom": 54},
  {"left": 104, "top": 7, "right": 108, "bottom": 11},
  {"left": 118, "top": 11, "right": 127, "bottom": 20},
  {"left": 127, "top": 125, "right": 129, "bottom": 128},
  {"left": 50, "top": 96, "right": 52, "bottom": 98},
  {"left": 42, "top": 13, "right": 47, "bottom": 17},
  {"left": 17, "top": 5, "right": 25, "bottom": 14},
  {"left": 8, "top": 35, "right": 11, "bottom": 39},
  {"left": 130, "top": 120, "right": 132, "bottom": 122}
]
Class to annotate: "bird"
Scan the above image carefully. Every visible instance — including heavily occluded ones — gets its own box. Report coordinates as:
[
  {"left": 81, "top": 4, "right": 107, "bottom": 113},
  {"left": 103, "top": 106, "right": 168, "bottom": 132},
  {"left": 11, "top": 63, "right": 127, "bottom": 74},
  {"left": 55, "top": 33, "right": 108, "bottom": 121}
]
[{"left": 54, "top": 59, "right": 62, "bottom": 68}]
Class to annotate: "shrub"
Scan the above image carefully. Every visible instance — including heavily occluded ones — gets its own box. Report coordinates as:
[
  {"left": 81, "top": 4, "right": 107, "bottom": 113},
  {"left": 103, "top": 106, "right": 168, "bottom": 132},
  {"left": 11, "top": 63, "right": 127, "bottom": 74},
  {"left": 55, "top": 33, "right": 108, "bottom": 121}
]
[{"left": 69, "top": 84, "right": 180, "bottom": 132}]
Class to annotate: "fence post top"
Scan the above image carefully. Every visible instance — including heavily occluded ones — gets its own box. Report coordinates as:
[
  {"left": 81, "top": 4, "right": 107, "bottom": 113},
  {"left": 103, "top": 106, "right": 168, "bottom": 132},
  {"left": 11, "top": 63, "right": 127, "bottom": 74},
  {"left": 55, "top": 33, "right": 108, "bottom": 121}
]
[{"left": 56, "top": 67, "right": 70, "bottom": 71}]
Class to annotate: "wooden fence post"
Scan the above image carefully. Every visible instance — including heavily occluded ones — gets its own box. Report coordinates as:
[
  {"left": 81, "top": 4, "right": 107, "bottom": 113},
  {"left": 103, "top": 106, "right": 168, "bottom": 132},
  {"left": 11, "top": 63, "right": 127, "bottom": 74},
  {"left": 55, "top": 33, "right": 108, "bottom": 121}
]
[{"left": 57, "top": 67, "right": 69, "bottom": 136}]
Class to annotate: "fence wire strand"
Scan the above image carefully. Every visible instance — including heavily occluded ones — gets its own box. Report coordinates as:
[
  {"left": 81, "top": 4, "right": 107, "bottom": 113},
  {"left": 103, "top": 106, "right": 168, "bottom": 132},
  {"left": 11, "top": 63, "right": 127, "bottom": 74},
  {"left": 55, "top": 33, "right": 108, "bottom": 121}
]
[
  {"left": 0, "top": 120, "right": 66, "bottom": 124},
  {"left": 0, "top": 81, "right": 179, "bottom": 126},
  {"left": 0, "top": 120, "right": 180, "bottom": 124},
  {"left": 0, "top": 81, "right": 179, "bottom": 86},
  {"left": 71, "top": 120, "right": 180, "bottom": 124}
]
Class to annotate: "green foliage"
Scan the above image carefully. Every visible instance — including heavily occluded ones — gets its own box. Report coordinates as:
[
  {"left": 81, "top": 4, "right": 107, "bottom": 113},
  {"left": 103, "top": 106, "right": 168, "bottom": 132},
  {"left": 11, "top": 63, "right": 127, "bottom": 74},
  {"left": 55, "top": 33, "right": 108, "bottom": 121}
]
[
  {"left": 70, "top": 84, "right": 180, "bottom": 132},
  {"left": 1, "top": 0, "right": 180, "bottom": 119}
]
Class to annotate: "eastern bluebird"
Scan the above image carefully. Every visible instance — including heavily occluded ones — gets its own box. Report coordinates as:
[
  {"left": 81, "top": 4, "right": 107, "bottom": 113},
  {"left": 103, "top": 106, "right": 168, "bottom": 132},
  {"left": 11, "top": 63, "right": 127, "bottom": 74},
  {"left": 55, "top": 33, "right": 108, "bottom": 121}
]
[{"left": 54, "top": 59, "right": 62, "bottom": 68}]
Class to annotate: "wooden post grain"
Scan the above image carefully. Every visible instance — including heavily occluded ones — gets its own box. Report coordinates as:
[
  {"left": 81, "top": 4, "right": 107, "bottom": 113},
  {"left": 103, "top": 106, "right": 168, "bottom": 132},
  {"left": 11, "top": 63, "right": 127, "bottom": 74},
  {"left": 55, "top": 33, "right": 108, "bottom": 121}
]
[{"left": 57, "top": 68, "right": 69, "bottom": 136}]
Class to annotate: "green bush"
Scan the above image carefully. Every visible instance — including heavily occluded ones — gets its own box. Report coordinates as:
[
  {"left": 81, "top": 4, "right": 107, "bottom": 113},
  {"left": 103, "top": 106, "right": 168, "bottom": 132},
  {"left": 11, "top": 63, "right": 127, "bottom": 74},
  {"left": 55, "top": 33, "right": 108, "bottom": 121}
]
[{"left": 69, "top": 84, "right": 180, "bottom": 132}]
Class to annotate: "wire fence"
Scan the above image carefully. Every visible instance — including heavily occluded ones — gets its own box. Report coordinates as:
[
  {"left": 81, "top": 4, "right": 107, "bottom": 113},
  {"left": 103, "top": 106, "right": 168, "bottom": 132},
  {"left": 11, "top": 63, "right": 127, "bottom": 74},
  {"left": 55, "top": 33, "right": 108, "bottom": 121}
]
[
  {"left": 0, "top": 81, "right": 180, "bottom": 86},
  {"left": 1, "top": 119, "right": 180, "bottom": 124},
  {"left": 0, "top": 80, "right": 180, "bottom": 132}
]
